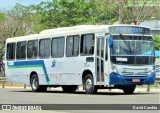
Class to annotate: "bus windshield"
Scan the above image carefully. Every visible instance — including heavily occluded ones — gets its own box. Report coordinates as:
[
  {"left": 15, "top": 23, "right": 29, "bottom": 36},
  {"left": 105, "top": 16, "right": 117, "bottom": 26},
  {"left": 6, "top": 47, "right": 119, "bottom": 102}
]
[{"left": 110, "top": 35, "right": 154, "bottom": 65}]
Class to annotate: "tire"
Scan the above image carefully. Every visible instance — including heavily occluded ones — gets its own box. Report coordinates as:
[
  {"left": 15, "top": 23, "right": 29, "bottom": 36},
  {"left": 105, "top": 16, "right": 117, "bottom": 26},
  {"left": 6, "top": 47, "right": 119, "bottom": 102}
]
[
  {"left": 62, "top": 85, "right": 77, "bottom": 93},
  {"left": 122, "top": 85, "right": 136, "bottom": 94},
  {"left": 84, "top": 74, "right": 97, "bottom": 94},
  {"left": 31, "top": 74, "right": 47, "bottom": 92}
]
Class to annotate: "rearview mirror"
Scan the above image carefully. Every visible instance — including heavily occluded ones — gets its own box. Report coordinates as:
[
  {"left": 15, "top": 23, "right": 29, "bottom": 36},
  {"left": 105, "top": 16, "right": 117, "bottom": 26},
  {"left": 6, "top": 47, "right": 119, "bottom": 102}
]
[{"left": 109, "top": 36, "right": 113, "bottom": 48}]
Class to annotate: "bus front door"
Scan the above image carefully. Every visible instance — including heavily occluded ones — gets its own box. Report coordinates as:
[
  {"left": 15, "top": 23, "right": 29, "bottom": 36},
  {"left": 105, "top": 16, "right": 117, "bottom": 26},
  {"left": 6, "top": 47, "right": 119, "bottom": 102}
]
[{"left": 96, "top": 37, "right": 105, "bottom": 84}]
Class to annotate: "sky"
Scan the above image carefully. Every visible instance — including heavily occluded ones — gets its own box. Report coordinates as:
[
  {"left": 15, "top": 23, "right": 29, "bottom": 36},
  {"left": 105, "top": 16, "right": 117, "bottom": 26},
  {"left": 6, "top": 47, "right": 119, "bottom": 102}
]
[{"left": 0, "top": 0, "right": 51, "bottom": 9}]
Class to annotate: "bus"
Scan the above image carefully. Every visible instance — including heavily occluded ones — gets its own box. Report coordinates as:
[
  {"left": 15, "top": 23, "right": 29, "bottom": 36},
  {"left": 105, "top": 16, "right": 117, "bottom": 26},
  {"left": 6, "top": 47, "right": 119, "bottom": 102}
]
[{"left": 5, "top": 25, "right": 155, "bottom": 94}]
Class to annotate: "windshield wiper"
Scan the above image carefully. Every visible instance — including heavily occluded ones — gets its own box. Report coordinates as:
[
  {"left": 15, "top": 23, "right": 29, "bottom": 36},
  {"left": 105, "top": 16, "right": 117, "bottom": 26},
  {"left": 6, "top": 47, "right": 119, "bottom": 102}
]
[{"left": 119, "top": 34, "right": 133, "bottom": 55}]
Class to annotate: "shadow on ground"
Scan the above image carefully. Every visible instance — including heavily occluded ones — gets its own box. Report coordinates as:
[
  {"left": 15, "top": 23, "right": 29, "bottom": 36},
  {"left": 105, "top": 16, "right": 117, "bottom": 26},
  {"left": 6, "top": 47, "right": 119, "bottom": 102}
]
[{"left": 8, "top": 88, "right": 158, "bottom": 96}]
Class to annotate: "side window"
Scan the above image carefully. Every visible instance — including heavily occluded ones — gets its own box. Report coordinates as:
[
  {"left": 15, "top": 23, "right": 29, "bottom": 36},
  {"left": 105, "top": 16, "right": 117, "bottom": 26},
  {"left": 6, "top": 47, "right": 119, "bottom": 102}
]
[
  {"left": 51, "top": 37, "right": 64, "bottom": 58},
  {"left": 27, "top": 40, "right": 38, "bottom": 59},
  {"left": 16, "top": 41, "right": 26, "bottom": 59},
  {"left": 73, "top": 36, "right": 79, "bottom": 56},
  {"left": 39, "top": 39, "right": 50, "bottom": 58},
  {"left": 106, "top": 38, "right": 108, "bottom": 60},
  {"left": 52, "top": 38, "right": 58, "bottom": 57},
  {"left": 6, "top": 43, "right": 15, "bottom": 60},
  {"left": 66, "top": 36, "right": 73, "bottom": 57},
  {"left": 66, "top": 35, "right": 79, "bottom": 57},
  {"left": 80, "top": 34, "right": 94, "bottom": 55}
]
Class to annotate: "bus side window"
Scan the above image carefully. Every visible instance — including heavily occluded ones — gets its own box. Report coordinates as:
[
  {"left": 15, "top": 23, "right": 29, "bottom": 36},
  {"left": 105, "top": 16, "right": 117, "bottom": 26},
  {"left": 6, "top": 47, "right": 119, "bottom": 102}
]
[
  {"left": 7, "top": 43, "right": 16, "bottom": 60},
  {"left": 73, "top": 36, "right": 79, "bottom": 56},
  {"left": 52, "top": 37, "right": 64, "bottom": 58},
  {"left": 80, "top": 34, "right": 94, "bottom": 55},
  {"left": 66, "top": 35, "right": 79, "bottom": 57},
  {"left": 16, "top": 41, "right": 26, "bottom": 59},
  {"left": 106, "top": 39, "right": 108, "bottom": 60},
  {"left": 39, "top": 39, "right": 50, "bottom": 58},
  {"left": 27, "top": 40, "right": 38, "bottom": 59},
  {"left": 66, "top": 36, "right": 74, "bottom": 57}
]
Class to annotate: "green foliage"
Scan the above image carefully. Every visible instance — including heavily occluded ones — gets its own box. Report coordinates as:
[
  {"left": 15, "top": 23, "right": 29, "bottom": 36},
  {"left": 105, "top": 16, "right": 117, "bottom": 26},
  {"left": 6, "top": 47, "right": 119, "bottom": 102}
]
[
  {"left": 31, "top": 0, "right": 97, "bottom": 28},
  {"left": 30, "top": 0, "right": 118, "bottom": 29},
  {"left": 95, "top": 0, "right": 118, "bottom": 24},
  {"left": 153, "top": 35, "right": 160, "bottom": 50},
  {"left": 0, "top": 12, "right": 5, "bottom": 22}
]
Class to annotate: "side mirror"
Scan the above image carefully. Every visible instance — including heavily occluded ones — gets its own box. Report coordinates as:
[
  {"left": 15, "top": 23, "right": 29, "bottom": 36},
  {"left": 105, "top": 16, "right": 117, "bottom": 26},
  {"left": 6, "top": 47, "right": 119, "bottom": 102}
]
[{"left": 109, "top": 36, "right": 113, "bottom": 48}]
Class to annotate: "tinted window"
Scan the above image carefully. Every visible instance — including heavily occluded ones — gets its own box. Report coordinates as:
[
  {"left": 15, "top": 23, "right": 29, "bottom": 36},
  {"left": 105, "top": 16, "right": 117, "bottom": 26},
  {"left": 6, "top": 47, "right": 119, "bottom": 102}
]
[
  {"left": 106, "top": 39, "right": 108, "bottom": 60},
  {"left": 27, "top": 40, "right": 38, "bottom": 59},
  {"left": 80, "top": 34, "right": 94, "bottom": 55},
  {"left": 52, "top": 37, "right": 64, "bottom": 58},
  {"left": 66, "top": 36, "right": 79, "bottom": 57},
  {"left": 16, "top": 41, "right": 26, "bottom": 59},
  {"left": 97, "top": 38, "right": 100, "bottom": 56},
  {"left": 39, "top": 39, "right": 50, "bottom": 58},
  {"left": 66, "top": 36, "right": 73, "bottom": 57},
  {"left": 73, "top": 36, "right": 79, "bottom": 56},
  {"left": 6, "top": 43, "right": 15, "bottom": 60}
]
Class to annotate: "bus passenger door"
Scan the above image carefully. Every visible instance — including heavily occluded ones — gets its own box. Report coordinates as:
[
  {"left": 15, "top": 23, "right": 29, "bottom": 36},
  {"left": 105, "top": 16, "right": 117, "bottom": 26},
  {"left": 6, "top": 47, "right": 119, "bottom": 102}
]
[{"left": 96, "top": 36, "right": 105, "bottom": 84}]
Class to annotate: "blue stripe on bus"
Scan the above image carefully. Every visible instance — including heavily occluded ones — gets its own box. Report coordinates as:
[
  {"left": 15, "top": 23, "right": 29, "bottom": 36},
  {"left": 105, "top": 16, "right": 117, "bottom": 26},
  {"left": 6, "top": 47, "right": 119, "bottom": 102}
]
[{"left": 7, "top": 60, "right": 50, "bottom": 83}]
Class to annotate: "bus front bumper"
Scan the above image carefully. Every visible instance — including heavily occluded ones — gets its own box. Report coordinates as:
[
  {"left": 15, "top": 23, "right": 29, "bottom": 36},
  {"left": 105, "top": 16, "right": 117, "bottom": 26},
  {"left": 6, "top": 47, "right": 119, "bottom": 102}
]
[{"left": 109, "top": 72, "right": 156, "bottom": 85}]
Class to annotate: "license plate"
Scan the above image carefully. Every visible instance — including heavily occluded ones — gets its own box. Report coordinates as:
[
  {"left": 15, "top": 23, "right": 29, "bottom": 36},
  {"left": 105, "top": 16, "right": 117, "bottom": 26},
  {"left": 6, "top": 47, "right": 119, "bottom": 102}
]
[{"left": 132, "top": 78, "right": 140, "bottom": 82}]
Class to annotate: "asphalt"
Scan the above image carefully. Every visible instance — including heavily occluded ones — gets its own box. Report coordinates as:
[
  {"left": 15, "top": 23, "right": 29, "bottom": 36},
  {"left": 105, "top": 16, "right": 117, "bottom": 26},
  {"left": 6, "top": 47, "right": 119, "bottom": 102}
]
[{"left": 0, "top": 87, "right": 159, "bottom": 113}]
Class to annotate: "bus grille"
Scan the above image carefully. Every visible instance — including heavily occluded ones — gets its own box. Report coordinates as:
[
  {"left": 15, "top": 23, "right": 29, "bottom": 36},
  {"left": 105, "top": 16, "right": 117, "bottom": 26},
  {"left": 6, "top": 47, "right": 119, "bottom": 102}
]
[{"left": 121, "top": 68, "right": 148, "bottom": 76}]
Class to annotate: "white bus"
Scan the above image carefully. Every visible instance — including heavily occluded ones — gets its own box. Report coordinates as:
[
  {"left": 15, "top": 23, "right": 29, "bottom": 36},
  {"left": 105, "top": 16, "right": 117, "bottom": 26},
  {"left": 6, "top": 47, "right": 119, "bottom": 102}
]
[{"left": 5, "top": 25, "right": 155, "bottom": 94}]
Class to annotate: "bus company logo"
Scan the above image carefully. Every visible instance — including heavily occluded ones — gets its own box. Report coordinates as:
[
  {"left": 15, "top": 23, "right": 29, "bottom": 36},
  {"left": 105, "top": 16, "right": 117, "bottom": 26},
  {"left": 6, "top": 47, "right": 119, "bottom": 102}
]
[
  {"left": 51, "top": 60, "right": 64, "bottom": 68},
  {"left": 116, "top": 58, "right": 128, "bottom": 62},
  {"left": 51, "top": 60, "right": 56, "bottom": 67}
]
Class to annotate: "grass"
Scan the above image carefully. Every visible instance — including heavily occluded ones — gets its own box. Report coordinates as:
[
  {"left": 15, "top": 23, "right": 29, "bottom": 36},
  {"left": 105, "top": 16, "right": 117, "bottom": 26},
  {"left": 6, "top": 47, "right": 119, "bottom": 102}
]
[
  {"left": 0, "top": 72, "right": 4, "bottom": 77},
  {"left": 137, "top": 83, "right": 160, "bottom": 89}
]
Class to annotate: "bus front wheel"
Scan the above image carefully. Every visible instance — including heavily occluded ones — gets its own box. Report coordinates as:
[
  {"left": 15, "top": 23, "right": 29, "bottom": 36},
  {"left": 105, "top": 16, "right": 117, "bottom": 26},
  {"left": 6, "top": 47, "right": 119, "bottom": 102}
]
[
  {"left": 122, "top": 85, "right": 136, "bottom": 94},
  {"left": 84, "top": 74, "right": 97, "bottom": 94},
  {"left": 31, "top": 74, "right": 47, "bottom": 92}
]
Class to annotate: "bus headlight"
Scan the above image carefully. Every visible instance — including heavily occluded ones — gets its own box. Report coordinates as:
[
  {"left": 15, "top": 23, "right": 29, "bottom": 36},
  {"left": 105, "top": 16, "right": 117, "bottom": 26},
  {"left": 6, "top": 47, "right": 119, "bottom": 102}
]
[
  {"left": 151, "top": 66, "right": 155, "bottom": 73},
  {"left": 111, "top": 66, "right": 118, "bottom": 73},
  {"left": 151, "top": 69, "right": 155, "bottom": 73}
]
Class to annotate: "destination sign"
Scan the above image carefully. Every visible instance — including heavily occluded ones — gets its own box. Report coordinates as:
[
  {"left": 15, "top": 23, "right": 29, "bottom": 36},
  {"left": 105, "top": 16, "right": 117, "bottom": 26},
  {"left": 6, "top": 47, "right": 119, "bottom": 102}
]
[{"left": 109, "top": 26, "right": 151, "bottom": 35}]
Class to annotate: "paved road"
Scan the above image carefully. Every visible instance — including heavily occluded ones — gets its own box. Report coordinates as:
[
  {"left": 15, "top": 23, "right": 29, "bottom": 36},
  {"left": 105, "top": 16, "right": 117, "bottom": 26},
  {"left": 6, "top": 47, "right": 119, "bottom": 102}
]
[{"left": 0, "top": 87, "right": 159, "bottom": 113}]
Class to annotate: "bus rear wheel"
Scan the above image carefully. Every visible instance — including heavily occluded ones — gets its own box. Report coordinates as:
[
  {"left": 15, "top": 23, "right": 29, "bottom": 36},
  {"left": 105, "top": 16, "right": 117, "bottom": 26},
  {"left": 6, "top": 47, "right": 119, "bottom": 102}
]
[
  {"left": 84, "top": 74, "right": 97, "bottom": 94},
  {"left": 62, "top": 85, "right": 77, "bottom": 93},
  {"left": 31, "top": 74, "right": 47, "bottom": 92},
  {"left": 122, "top": 85, "right": 136, "bottom": 94}
]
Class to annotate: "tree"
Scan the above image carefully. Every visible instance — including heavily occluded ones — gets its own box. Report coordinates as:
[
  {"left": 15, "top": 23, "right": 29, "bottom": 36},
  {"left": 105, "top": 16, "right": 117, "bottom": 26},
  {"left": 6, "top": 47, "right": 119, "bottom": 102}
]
[
  {"left": 153, "top": 35, "right": 160, "bottom": 50},
  {"left": 0, "top": 4, "right": 36, "bottom": 74},
  {"left": 116, "top": 0, "right": 160, "bottom": 25},
  {"left": 95, "top": 0, "right": 119, "bottom": 24},
  {"left": 30, "top": 0, "right": 100, "bottom": 28},
  {"left": 30, "top": 0, "right": 119, "bottom": 28}
]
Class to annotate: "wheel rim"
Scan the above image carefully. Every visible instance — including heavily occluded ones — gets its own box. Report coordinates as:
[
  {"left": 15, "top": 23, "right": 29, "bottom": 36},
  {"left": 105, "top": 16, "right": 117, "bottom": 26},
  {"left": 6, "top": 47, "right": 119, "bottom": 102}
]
[
  {"left": 85, "top": 78, "right": 93, "bottom": 92},
  {"left": 32, "top": 78, "right": 38, "bottom": 90}
]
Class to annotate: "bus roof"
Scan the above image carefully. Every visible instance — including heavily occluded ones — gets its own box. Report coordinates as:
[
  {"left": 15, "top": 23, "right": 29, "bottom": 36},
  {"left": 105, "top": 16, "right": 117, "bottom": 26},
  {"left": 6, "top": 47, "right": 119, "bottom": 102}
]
[{"left": 6, "top": 24, "right": 151, "bottom": 43}]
